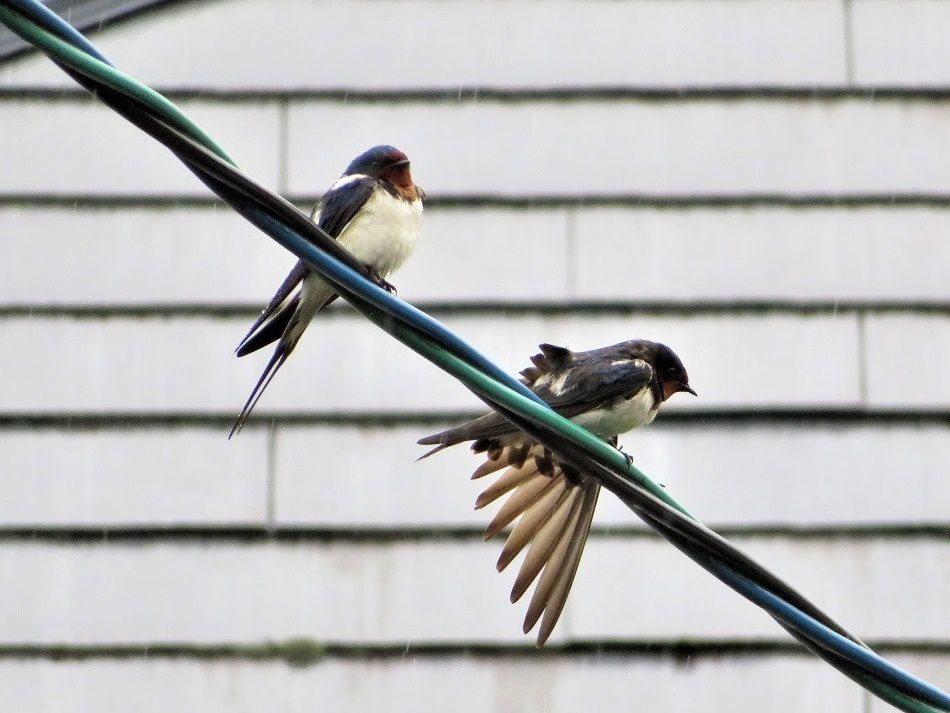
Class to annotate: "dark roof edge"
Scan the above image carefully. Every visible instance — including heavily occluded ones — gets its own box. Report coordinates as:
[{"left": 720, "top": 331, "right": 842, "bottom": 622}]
[{"left": 0, "top": 0, "right": 180, "bottom": 62}]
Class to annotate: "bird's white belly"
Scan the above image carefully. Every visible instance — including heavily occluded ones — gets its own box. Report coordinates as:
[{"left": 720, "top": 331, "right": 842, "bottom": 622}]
[
  {"left": 338, "top": 190, "right": 422, "bottom": 277},
  {"left": 570, "top": 387, "right": 657, "bottom": 437}
]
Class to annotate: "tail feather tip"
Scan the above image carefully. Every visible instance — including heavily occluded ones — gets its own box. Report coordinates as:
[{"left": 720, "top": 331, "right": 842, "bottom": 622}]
[{"left": 415, "top": 442, "right": 446, "bottom": 461}]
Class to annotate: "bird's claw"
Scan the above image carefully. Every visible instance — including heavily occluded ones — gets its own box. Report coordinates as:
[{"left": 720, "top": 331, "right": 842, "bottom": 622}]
[
  {"left": 368, "top": 268, "right": 397, "bottom": 295},
  {"left": 616, "top": 443, "right": 635, "bottom": 467}
]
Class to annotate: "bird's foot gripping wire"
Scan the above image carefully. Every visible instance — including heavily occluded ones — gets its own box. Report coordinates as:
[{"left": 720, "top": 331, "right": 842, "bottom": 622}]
[
  {"left": 368, "top": 267, "right": 397, "bottom": 295},
  {"left": 614, "top": 442, "right": 663, "bottom": 486},
  {"left": 608, "top": 436, "right": 635, "bottom": 467},
  {"left": 619, "top": 447, "right": 634, "bottom": 467}
]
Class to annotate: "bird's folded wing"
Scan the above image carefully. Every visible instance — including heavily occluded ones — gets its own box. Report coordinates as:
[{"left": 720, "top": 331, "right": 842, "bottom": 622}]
[
  {"left": 417, "top": 349, "right": 654, "bottom": 455},
  {"left": 236, "top": 261, "right": 307, "bottom": 356},
  {"left": 314, "top": 175, "right": 376, "bottom": 238},
  {"left": 472, "top": 441, "right": 600, "bottom": 646},
  {"left": 236, "top": 177, "right": 376, "bottom": 357}
]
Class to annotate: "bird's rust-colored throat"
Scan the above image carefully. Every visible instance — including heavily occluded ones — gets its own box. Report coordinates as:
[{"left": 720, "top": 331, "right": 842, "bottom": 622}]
[
  {"left": 384, "top": 162, "right": 422, "bottom": 202},
  {"left": 384, "top": 161, "right": 413, "bottom": 186},
  {"left": 662, "top": 380, "right": 697, "bottom": 401}
]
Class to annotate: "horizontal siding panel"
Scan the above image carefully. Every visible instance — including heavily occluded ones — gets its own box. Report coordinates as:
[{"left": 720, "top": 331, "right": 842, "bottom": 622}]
[
  {"left": 0, "top": 313, "right": 861, "bottom": 413},
  {"left": 0, "top": 205, "right": 572, "bottom": 305},
  {"left": 0, "top": 206, "right": 293, "bottom": 307},
  {"left": 0, "top": 427, "right": 268, "bottom": 526},
  {"left": 0, "top": 0, "right": 847, "bottom": 90},
  {"left": 0, "top": 99, "right": 280, "bottom": 195},
  {"left": 0, "top": 657, "right": 862, "bottom": 713},
  {"left": 852, "top": 0, "right": 950, "bottom": 86},
  {"left": 571, "top": 537, "right": 949, "bottom": 641},
  {"left": 571, "top": 206, "right": 950, "bottom": 302},
  {"left": 0, "top": 537, "right": 945, "bottom": 643},
  {"left": 5, "top": 97, "right": 948, "bottom": 197},
  {"left": 286, "top": 99, "right": 950, "bottom": 196},
  {"left": 2, "top": 423, "right": 945, "bottom": 529},
  {"left": 275, "top": 423, "right": 950, "bottom": 528},
  {"left": 865, "top": 314, "right": 950, "bottom": 408},
  {"left": 3, "top": 205, "right": 949, "bottom": 306}
]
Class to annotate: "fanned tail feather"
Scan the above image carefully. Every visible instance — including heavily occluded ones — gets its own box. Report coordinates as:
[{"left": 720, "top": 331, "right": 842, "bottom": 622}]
[
  {"left": 471, "top": 455, "right": 511, "bottom": 480},
  {"left": 476, "top": 447, "right": 601, "bottom": 646},
  {"left": 532, "top": 484, "right": 599, "bottom": 645},
  {"left": 474, "top": 458, "right": 541, "bottom": 509},
  {"left": 521, "top": 487, "right": 587, "bottom": 635},
  {"left": 496, "top": 474, "right": 569, "bottom": 571},
  {"left": 483, "top": 472, "right": 553, "bottom": 540},
  {"left": 510, "top": 486, "right": 583, "bottom": 601}
]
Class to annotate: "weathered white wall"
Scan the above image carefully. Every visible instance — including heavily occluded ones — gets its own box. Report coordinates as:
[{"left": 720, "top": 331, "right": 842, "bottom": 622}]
[{"left": 0, "top": 1, "right": 948, "bottom": 711}]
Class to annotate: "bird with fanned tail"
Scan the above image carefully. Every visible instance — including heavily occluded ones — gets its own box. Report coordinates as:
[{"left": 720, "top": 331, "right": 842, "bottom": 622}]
[
  {"left": 417, "top": 339, "right": 696, "bottom": 645},
  {"left": 230, "top": 145, "right": 424, "bottom": 437}
]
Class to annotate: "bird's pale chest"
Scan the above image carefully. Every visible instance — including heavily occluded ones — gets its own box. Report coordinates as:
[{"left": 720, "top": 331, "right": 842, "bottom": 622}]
[
  {"left": 337, "top": 190, "right": 423, "bottom": 276},
  {"left": 570, "top": 387, "right": 658, "bottom": 437}
]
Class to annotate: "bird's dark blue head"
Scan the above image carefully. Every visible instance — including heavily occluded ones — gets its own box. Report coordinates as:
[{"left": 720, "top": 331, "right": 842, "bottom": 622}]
[
  {"left": 345, "top": 145, "right": 413, "bottom": 186},
  {"left": 624, "top": 339, "right": 697, "bottom": 401}
]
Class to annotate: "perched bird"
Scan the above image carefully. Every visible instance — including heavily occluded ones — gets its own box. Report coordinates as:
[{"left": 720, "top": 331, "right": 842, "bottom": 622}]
[
  {"left": 417, "top": 339, "right": 695, "bottom": 645},
  {"left": 230, "top": 145, "right": 424, "bottom": 437}
]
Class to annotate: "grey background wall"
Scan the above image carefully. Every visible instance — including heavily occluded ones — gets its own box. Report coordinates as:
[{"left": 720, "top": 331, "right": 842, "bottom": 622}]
[{"left": 0, "top": 1, "right": 948, "bottom": 711}]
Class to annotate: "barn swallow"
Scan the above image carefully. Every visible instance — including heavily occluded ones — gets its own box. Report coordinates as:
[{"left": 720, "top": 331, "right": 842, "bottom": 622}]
[
  {"left": 230, "top": 145, "right": 424, "bottom": 437},
  {"left": 417, "top": 339, "right": 695, "bottom": 645}
]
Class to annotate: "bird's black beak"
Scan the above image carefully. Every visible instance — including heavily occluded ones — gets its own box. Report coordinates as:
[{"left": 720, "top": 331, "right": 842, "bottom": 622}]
[{"left": 681, "top": 383, "right": 698, "bottom": 397}]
